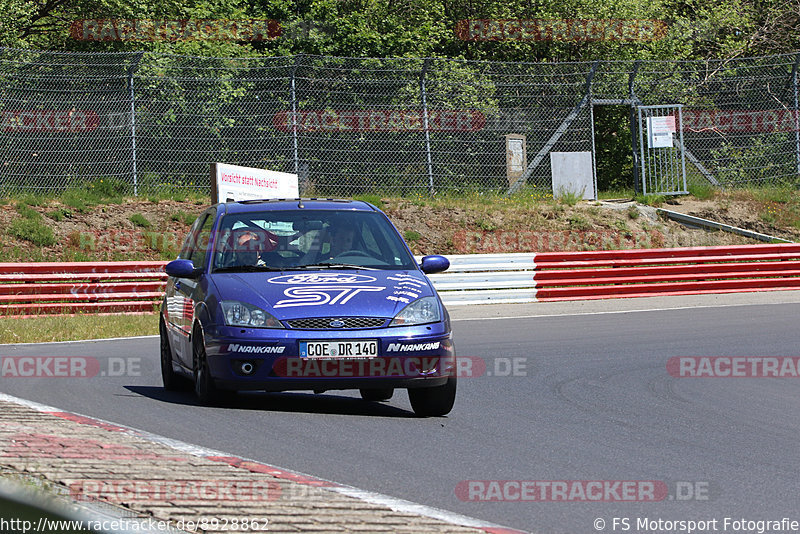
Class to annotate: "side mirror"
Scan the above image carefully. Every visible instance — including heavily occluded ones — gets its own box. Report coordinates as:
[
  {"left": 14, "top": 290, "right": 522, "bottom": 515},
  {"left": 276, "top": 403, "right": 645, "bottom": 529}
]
[
  {"left": 420, "top": 255, "right": 449, "bottom": 274},
  {"left": 165, "top": 259, "right": 201, "bottom": 279}
]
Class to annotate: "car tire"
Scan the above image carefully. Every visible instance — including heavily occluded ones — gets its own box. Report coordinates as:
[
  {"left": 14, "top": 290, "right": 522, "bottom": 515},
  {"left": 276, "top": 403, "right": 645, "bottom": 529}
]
[
  {"left": 192, "top": 325, "right": 220, "bottom": 405},
  {"left": 408, "top": 377, "right": 457, "bottom": 417},
  {"left": 160, "top": 318, "right": 189, "bottom": 391},
  {"left": 359, "top": 388, "right": 394, "bottom": 402}
]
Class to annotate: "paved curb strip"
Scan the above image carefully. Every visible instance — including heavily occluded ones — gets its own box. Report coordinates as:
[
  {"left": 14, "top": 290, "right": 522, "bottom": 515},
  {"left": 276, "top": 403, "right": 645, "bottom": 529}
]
[{"left": 0, "top": 393, "right": 525, "bottom": 534}]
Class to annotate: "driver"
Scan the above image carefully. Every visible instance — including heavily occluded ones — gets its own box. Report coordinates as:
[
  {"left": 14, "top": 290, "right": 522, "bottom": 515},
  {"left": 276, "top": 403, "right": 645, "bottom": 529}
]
[
  {"left": 327, "top": 225, "right": 356, "bottom": 259},
  {"left": 299, "top": 221, "right": 358, "bottom": 263}
]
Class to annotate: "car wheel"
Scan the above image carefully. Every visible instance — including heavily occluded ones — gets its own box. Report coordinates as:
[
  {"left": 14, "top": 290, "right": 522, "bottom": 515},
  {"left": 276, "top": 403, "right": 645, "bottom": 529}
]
[
  {"left": 408, "top": 377, "right": 456, "bottom": 417},
  {"left": 160, "top": 318, "right": 189, "bottom": 391},
  {"left": 192, "top": 325, "right": 220, "bottom": 405},
  {"left": 359, "top": 388, "right": 394, "bottom": 402}
]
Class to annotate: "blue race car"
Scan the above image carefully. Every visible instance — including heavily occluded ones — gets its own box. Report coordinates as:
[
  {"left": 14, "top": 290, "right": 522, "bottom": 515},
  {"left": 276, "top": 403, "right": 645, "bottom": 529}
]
[{"left": 160, "top": 199, "right": 456, "bottom": 416}]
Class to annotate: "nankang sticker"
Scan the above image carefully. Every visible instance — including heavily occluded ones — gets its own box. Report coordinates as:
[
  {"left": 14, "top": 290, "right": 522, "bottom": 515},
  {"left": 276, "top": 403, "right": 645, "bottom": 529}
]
[
  {"left": 387, "top": 341, "right": 441, "bottom": 352},
  {"left": 274, "top": 285, "right": 385, "bottom": 308},
  {"left": 268, "top": 274, "right": 377, "bottom": 285},
  {"left": 227, "top": 344, "right": 285, "bottom": 354},
  {"left": 387, "top": 275, "right": 425, "bottom": 286}
]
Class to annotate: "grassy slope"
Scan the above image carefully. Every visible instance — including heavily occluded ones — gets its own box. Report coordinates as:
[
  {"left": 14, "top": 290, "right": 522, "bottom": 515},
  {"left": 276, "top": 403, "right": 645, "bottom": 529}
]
[{"left": 2, "top": 184, "right": 800, "bottom": 342}]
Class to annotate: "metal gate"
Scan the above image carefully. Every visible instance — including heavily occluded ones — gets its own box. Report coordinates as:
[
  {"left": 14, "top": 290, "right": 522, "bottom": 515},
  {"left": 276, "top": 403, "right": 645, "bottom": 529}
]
[{"left": 637, "top": 105, "right": 687, "bottom": 195}]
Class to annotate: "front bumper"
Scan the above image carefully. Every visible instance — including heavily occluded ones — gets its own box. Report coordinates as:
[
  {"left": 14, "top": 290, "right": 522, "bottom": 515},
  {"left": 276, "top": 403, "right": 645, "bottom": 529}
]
[{"left": 203, "top": 323, "right": 455, "bottom": 392}]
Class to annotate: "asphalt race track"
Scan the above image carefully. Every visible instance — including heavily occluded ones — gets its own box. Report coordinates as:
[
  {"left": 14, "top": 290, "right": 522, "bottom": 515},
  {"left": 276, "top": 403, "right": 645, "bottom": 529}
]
[{"left": 2, "top": 292, "right": 800, "bottom": 533}]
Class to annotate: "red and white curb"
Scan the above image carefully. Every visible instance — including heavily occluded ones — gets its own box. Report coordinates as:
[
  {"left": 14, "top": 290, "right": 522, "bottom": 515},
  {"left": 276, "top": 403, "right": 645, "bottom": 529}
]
[{"left": 0, "top": 392, "right": 527, "bottom": 534}]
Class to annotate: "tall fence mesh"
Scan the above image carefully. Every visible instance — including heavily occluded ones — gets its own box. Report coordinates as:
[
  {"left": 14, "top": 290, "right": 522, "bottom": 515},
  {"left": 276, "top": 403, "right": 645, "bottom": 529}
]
[{"left": 1, "top": 48, "right": 799, "bottom": 195}]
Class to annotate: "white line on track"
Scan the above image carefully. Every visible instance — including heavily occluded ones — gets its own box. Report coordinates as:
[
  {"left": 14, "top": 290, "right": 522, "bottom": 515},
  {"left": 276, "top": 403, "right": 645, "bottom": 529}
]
[
  {"left": 0, "top": 335, "right": 158, "bottom": 347},
  {"left": 451, "top": 301, "right": 800, "bottom": 322}
]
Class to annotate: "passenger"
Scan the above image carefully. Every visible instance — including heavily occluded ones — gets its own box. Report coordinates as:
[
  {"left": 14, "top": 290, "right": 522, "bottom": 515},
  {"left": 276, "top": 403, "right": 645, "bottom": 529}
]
[{"left": 233, "top": 229, "right": 279, "bottom": 266}]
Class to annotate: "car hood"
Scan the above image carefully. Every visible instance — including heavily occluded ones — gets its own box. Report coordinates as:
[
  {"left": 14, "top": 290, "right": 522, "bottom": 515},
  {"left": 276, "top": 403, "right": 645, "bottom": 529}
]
[{"left": 210, "top": 270, "right": 436, "bottom": 319}]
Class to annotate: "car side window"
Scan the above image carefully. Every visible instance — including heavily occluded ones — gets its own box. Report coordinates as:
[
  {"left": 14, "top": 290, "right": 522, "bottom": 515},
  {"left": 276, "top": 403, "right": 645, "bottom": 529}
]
[
  {"left": 188, "top": 213, "right": 216, "bottom": 270},
  {"left": 179, "top": 214, "right": 207, "bottom": 260}
]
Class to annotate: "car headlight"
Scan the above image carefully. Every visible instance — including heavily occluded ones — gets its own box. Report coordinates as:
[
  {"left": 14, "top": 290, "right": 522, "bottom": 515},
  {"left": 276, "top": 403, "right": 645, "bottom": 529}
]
[
  {"left": 389, "top": 297, "right": 441, "bottom": 326},
  {"left": 220, "top": 300, "right": 282, "bottom": 328}
]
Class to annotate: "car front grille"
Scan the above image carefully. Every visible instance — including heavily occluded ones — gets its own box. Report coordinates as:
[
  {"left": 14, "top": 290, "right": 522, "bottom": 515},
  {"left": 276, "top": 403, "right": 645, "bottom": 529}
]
[{"left": 285, "top": 317, "right": 389, "bottom": 330}]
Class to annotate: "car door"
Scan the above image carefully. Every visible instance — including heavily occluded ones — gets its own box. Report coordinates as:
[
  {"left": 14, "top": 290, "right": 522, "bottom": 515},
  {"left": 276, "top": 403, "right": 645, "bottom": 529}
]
[{"left": 167, "top": 209, "right": 216, "bottom": 368}]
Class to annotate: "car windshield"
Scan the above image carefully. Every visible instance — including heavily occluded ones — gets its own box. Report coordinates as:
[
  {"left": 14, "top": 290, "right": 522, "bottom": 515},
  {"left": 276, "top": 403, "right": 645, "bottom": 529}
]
[{"left": 211, "top": 209, "right": 418, "bottom": 272}]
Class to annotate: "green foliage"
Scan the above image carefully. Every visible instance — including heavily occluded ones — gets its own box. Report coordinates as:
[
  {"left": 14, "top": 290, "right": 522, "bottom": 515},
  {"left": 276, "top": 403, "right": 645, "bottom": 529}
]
[
  {"left": 556, "top": 189, "right": 582, "bottom": 207},
  {"left": 475, "top": 218, "right": 497, "bottom": 231},
  {"left": 60, "top": 191, "right": 90, "bottom": 213},
  {"left": 594, "top": 105, "right": 634, "bottom": 192},
  {"left": 403, "top": 230, "right": 422, "bottom": 243},
  {"left": 688, "top": 184, "right": 716, "bottom": 200},
  {"left": 747, "top": 185, "right": 795, "bottom": 204},
  {"left": 170, "top": 210, "right": 196, "bottom": 226},
  {"left": 353, "top": 194, "right": 385, "bottom": 210},
  {"left": 635, "top": 193, "right": 666, "bottom": 206},
  {"left": 760, "top": 205, "right": 779, "bottom": 224},
  {"left": 20, "top": 194, "right": 46, "bottom": 207},
  {"left": 7, "top": 218, "right": 56, "bottom": 246},
  {"left": 614, "top": 219, "right": 631, "bottom": 232},
  {"left": 86, "top": 177, "right": 129, "bottom": 200},
  {"left": 129, "top": 213, "right": 151, "bottom": 228},
  {"left": 710, "top": 137, "right": 793, "bottom": 187},
  {"left": 568, "top": 214, "right": 591, "bottom": 230},
  {"left": 2, "top": 0, "right": 792, "bottom": 61},
  {"left": 15, "top": 203, "right": 39, "bottom": 219},
  {"left": 47, "top": 208, "right": 73, "bottom": 221}
]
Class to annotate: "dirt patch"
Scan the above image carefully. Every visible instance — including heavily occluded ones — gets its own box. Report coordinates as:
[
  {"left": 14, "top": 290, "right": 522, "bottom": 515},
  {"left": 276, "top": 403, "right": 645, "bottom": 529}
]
[
  {"left": 0, "top": 199, "right": 207, "bottom": 262},
  {"left": 663, "top": 196, "right": 800, "bottom": 242}
]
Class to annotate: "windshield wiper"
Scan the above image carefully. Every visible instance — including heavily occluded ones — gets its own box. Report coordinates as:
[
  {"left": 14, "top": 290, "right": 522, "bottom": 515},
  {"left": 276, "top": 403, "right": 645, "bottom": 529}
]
[
  {"left": 294, "top": 263, "right": 378, "bottom": 271},
  {"left": 213, "top": 265, "right": 286, "bottom": 273}
]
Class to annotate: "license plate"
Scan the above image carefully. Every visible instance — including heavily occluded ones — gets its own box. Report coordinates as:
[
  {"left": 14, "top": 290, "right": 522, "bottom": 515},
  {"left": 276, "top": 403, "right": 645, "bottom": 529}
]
[{"left": 300, "top": 340, "right": 378, "bottom": 359}]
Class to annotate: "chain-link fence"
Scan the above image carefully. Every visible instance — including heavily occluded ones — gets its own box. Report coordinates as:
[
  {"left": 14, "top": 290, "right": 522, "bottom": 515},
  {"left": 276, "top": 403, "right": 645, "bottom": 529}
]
[{"left": 1, "top": 48, "right": 799, "bottom": 196}]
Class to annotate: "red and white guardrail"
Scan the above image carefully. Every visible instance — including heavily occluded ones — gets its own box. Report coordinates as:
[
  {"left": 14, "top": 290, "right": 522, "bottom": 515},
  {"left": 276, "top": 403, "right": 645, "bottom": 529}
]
[
  {"left": 0, "top": 261, "right": 166, "bottom": 316},
  {"left": 431, "top": 243, "right": 800, "bottom": 304},
  {"left": 2, "top": 244, "right": 800, "bottom": 315}
]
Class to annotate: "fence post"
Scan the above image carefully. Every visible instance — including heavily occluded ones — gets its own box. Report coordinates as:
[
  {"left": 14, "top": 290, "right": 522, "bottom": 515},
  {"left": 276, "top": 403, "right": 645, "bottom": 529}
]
[
  {"left": 128, "top": 52, "right": 143, "bottom": 196},
  {"left": 629, "top": 60, "right": 642, "bottom": 194},
  {"left": 290, "top": 55, "right": 301, "bottom": 179},
  {"left": 420, "top": 59, "right": 434, "bottom": 195},
  {"left": 792, "top": 53, "right": 800, "bottom": 178}
]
